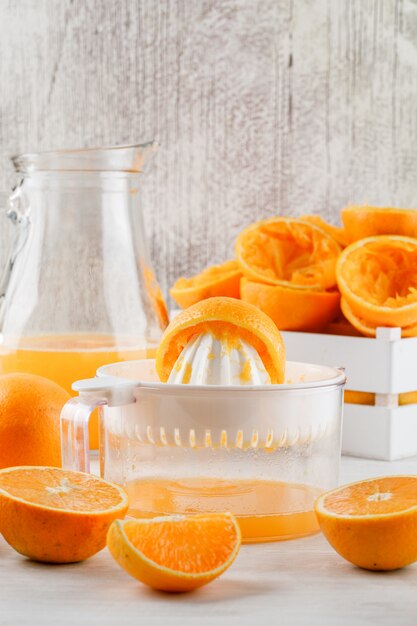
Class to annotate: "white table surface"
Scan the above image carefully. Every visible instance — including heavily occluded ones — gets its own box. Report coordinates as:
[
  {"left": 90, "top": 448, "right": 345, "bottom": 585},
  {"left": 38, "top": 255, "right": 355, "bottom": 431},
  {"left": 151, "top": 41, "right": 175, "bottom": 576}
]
[{"left": 2, "top": 456, "right": 417, "bottom": 626}]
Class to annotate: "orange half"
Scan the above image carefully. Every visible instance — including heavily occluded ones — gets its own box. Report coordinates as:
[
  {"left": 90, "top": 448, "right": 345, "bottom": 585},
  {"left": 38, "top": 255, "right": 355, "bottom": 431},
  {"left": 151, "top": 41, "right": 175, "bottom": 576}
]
[
  {"left": 240, "top": 278, "right": 340, "bottom": 332},
  {"left": 107, "top": 513, "right": 241, "bottom": 592},
  {"left": 170, "top": 260, "right": 242, "bottom": 309},
  {"left": 156, "top": 297, "right": 286, "bottom": 383},
  {"left": 0, "top": 466, "right": 128, "bottom": 563},
  {"left": 315, "top": 475, "right": 417, "bottom": 570},
  {"left": 236, "top": 217, "right": 342, "bottom": 290},
  {"left": 336, "top": 236, "right": 417, "bottom": 329},
  {"left": 342, "top": 205, "right": 417, "bottom": 242}
]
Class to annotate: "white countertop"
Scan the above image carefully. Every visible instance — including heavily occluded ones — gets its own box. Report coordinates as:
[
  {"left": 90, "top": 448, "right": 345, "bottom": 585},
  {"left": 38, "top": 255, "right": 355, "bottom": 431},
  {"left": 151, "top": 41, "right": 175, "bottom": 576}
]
[{"left": 2, "top": 456, "right": 417, "bottom": 626}]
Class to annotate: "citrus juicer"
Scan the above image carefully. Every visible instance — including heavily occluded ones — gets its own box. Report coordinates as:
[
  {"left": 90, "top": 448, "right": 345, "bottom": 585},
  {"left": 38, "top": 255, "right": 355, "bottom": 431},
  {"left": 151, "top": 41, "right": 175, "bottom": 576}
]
[{"left": 61, "top": 358, "right": 345, "bottom": 543}]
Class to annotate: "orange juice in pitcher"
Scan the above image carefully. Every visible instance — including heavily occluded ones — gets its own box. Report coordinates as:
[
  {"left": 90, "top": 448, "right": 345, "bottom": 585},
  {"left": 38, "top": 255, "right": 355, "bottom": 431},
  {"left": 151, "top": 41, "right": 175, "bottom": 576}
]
[
  {"left": 0, "top": 143, "right": 168, "bottom": 449},
  {"left": 0, "top": 335, "right": 160, "bottom": 448}
]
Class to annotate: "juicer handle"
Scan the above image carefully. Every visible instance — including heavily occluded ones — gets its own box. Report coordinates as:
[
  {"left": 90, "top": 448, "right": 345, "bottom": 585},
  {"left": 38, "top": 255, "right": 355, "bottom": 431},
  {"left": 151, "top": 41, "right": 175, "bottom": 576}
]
[
  {"left": 60, "top": 397, "right": 107, "bottom": 473},
  {"left": 60, "top": 375, "right": 138, "bottom": 473}
]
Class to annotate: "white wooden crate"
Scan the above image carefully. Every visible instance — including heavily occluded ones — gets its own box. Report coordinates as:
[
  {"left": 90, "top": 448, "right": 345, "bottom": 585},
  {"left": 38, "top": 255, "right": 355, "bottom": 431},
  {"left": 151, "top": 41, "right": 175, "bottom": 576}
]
[{"left": 281, "top": 327, "right": 417, "bottom": 461}]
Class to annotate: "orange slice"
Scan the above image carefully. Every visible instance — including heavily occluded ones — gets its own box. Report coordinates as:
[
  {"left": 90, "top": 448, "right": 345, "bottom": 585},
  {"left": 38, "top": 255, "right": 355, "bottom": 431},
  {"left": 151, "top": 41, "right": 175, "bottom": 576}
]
[
  {"left": 240, "top": 278, "right": 340, "bottom": 332},
  {"left": 336, "top": 236, "right": 417, "bottom": 331},
  {"left": 301, "top": 214, "right": 349, "bottom": 248},
  {"left": 235, "top": 217, "right": 342, "bottom": 290},
  {"left": 170, "top": 260, "right": 242, "bottom": 309},
  {"left": 107, "top": 513, "right": 241, "bottom": 592},
  {"left": 0, "top": 466, "right": 128, "bottom": 563},
  {"left": 342, "top": 205, "right": 417, "bottom": 242},
  {"left": 315, "top": 476, "right": 417, "bottom": 570},
  {"left": 156, "top": 297, "right": 286, "bottom": 383}
]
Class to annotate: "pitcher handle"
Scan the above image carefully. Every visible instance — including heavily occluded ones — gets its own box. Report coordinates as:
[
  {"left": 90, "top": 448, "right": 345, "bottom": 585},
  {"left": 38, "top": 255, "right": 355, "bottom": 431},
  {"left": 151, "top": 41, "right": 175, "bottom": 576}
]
[
  {"left": 60, "top": 397, "right": 107, "bottom": 473},
  {"left": 0, "top": 185, "right": 30, "bottom": 315}
]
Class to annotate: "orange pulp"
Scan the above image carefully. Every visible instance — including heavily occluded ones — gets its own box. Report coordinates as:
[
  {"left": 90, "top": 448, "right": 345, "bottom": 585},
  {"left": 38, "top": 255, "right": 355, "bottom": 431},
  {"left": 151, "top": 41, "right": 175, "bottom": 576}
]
[{"left": 126, "top": 477, "right": 322, "bottom": 543}]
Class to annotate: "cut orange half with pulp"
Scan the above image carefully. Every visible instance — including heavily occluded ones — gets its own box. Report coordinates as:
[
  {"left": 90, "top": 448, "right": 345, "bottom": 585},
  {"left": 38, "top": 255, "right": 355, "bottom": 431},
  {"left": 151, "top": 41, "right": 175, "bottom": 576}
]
[
  {"left": 235, "top": 216, "right": 342, "bottom": 290},
  {"left": 336, "top": 235, "right": 417, "bottom": 330},
  {"left": 156, "top": 297, "right": 285, "bottom": 383},
  {"left": 170, "top": 260, "right": 242, "bottom": 309},
  {"left": 0, "top": 466, "right": 128, "bottom": 563},
  {"left": 107, "top": 513, "right": 241, "bottom": 592},
  {"left": 315, "top": 475, "right": 417, "bottom": 571}
]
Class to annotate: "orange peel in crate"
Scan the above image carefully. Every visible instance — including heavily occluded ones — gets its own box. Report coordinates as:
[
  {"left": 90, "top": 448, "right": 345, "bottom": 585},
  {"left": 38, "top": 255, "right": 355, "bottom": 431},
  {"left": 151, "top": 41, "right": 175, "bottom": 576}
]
[
  {"left": 336, "top": 236, "right": 417, "bottom": 334},
  {"left": 240, "top": 278, "right": 340, "bottom": 332},
  {"left": 344, "top": 390, "right": 417, "bottom": 406},
  {"left": 340, "top": 297, "right": 417, "bottom": 338},
  {"left": 342, "top": 205, "right": 417, "bottom": 242},
  {"left": 155, "top": 297, "right": 285, "bottom": 383},
  {"left": 235, "top": 217, "right": 342, "bottom": 291},
  {"left": 107, "top": 513, "right": 241, "bottom": 592},
  {"left": 315, "top": 475, "right": 417, "bottom": 570},
  {"left": 301, "top": 214, "right": 349, "bottom": 248},
  {"left": 0, "top": 466, "right": 128, "bottom": 563},
  {"left": 170, "top": 260, "right": 242, "bottom": 309}
]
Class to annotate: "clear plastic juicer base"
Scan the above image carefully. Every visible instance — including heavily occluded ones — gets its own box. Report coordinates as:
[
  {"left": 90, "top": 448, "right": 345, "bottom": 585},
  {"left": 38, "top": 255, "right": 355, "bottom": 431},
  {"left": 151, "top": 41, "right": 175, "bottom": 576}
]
[{"left": 62, "top": 359, "right": 345, "bottom": 543}]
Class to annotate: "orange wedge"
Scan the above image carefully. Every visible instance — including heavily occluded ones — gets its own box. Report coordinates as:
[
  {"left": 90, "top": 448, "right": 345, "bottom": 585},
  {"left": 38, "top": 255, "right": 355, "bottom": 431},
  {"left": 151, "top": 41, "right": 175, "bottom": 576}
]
[
  {"left": 107, "top": 513, "right": 241, "bottom": 592},
  {"left": 235, "top": 217, "right": 342, "bottom": 291},
  {"left": 156, "top": 297, "right": 286, "bottom": 383},
  {"left": 315, "top": 476, "right": 417, "bottom": 570},
  {"left": 0, "top": 466, "right": 128, "bottom": 563},
  {"left": 336, "top": 236, "right": 417, "bottom": 332},
  {"left": 342, "top": 205, "right": 417, "bottom": 242},
  {"left": 240, "top": 278, "right": 340, "bottom": 332},
  {"left": 170, "top": 260, "right": 242, "bottom": 309},
  {"left": 301, "top": 214, "right": 349, "bottom": 248}
]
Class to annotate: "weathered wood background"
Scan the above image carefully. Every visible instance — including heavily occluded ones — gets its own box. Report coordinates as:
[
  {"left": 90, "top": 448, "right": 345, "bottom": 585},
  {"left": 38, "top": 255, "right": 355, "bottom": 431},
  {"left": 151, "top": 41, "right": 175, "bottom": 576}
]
[{"left": 1, "top": 0, "right": 417, "bottom": 299}]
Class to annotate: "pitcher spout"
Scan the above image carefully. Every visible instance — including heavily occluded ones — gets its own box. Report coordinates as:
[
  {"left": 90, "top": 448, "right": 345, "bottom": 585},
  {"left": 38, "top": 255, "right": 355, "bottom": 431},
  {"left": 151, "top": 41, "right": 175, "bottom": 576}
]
[{"left": 12, "top": 141, "right": 159, "bottom": 174}]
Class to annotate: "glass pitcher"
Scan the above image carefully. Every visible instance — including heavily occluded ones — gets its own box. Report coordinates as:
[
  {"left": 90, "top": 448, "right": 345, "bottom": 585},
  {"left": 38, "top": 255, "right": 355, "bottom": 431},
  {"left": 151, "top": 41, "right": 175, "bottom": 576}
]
[{"left": 0, "top": 143, "right": 168, "bottom": 447}]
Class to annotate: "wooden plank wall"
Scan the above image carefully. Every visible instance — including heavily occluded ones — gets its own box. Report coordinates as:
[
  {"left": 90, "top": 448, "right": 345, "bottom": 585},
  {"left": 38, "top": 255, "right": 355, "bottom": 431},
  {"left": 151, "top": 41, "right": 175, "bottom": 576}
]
[{"left": 0, "top": 0, "right": 416, "bottom": 298}]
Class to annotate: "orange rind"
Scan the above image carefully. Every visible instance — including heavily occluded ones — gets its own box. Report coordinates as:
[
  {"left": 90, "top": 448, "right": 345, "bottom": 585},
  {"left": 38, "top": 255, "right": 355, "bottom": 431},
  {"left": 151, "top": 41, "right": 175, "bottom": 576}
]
[
  {"left": 240, "top": 278, "right": 340, "bottom": 332},
  {"left": 170, "top": 260, "right": 242, "bottom": 309},
  {"left": 235, "top": 217, "right": 342, "bottom": 291},
  {"left": 301, "top": 214, "right": 349, "bottom": 248},
  {"left": 156, "top": 297, "right": 286, "bottom": 383},
  {"left": 336, "top": 236, "right": 417, "bottom": 333},
  {"left": 342, "top": 205, "right": 417, "bottom": 242}
]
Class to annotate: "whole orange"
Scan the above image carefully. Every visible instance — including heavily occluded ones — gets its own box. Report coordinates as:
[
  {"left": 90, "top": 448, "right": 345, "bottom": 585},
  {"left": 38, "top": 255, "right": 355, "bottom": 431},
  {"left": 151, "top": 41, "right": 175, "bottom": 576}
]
[{"left": 0, "top": 373, "right": 70, "bottom": 469}]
